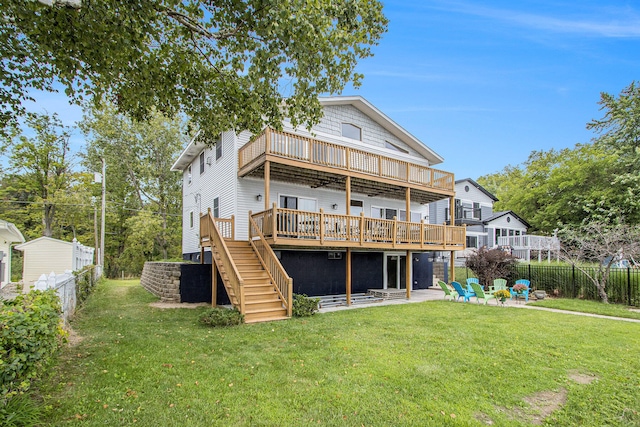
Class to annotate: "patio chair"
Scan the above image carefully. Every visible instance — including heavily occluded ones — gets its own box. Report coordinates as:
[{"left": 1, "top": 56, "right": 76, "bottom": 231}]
[
  {"left": 437, "top": 281, "right": 457, "bottom": 301},
  {"left": 490, "top": 278, "right": 508, "bottom": 293},
  {"left": 451, "top": 281, "right": 475, "bottom": 302},
  {"left": 470, "top": 282, "right": 496, "bottom": 305},
  {"left": 510, "top": 279, "right": 531, "bottom": 302}
]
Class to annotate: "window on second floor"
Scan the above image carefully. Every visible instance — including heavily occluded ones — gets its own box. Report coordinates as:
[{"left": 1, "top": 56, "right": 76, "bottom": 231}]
[
  {"left": 385, "top": 141, "right": 409, "bottom": 154},
  {"left": 199, "top": 152, "right": 205, "bottom": 174},
  {"left": 189, "top": 211, "right": 194, "bottom": 228},
  {"left": 187, "top": 165, "right": 192, "bottom": 185},
  {"left": 341, "top": 123, "right": 362, "bottom": 141},
  {"left": 215, "top": 140, "right": 222, "bottom": 160}
]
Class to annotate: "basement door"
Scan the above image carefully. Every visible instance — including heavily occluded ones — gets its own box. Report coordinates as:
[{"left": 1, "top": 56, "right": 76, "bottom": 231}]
[{"left": 384, "top": 253, "right": 407, "bottom": 289}]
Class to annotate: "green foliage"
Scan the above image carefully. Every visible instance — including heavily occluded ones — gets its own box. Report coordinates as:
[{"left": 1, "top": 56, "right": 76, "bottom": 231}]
[
  {"left": 465, "top": 247, "right": 518, "bottom": 289},
  {"left": 2, "top": 0, "right": 388, "bottom": 139},
  {"left": 80, "top": 105, "right": 185, "bottom": 277},
  {"left": 292, "top": 293, "right": 320, "bottom": 317},
  {"left": 0, "top": 392, "right": 41, "bottom": 427},
  {"left": 198, "top": 307, "right": 244, "bottom": 327},
  {"left": 73, "top": 266, "right": 99, "bottom": 306},
  {"left": 478, "top": 81, "right": 640, "bottom": 232},
  {"left": 0, "top": 290, "right": 64, "bottom": 402}
]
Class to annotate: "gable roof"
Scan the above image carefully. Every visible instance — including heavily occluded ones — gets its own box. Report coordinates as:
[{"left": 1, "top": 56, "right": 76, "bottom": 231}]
[
  {"left": 0, "top": 219, "right": 25, "bottom": 244},
  {"left": 15, "top": 236, "right": 73, "bottom": 250},
  {"left": 482, "top": 211, "right": 531, "bottom": 228},
  {"left": 455, "top": 178, "right": 498, "bottom": 202},
  {"left": 171, "top": 96, "right": 444, "bottom": 172},
  {"left": 318, "top": 96, "right": 444, "bottom": 165}
]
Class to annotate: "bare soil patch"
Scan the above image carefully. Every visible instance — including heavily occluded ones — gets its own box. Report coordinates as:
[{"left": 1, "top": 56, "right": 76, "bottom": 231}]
[
  {"left": 65, "top": 327, "right": 84, "bottom": 347},
  {"left": 568, "top": 370, "right": 598, "bottom": 384}
]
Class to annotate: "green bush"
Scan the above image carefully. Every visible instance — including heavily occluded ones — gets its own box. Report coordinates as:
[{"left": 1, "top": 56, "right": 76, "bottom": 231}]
[
  {"left": 198, "top": 307, "right": 244, "bottom": 327},
  {"left": 0, "top": 290, "right": 65, "bottom": 402},
  {"left": 74, "top": 266, "right": 98, "bottom": 305},
  {"left": 292, "top": 294, "right": 320, "bottom": 317}
]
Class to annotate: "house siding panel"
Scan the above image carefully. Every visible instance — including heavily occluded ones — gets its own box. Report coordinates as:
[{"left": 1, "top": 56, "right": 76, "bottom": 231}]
[
  {"left": 20, "top": 239, "right": 73, "bottom": 284},
  {"left": 310, "top": 105, "right": 423, "bottom": 159}
]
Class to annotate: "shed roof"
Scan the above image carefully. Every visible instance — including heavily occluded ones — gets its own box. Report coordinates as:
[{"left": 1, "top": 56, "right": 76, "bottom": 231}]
[{"left": 14, "top": 236, "right": 73, "bottom": 250}]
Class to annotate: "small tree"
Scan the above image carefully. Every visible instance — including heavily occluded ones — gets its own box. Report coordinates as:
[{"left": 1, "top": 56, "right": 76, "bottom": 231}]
[
  {"left": 465, "top": 247, "right": 518, "bottom": 289},
  {"left": 559, "top": 221, "right": 640, "bottom": 303}
]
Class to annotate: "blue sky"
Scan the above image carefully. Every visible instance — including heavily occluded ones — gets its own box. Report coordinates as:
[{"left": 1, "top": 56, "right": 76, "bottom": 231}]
[
  {"left": 16, "top": 0, "right": 640, "bottom": 180},
  {"left": 349, "top": 0, "right": 640, "bottom": 178}
]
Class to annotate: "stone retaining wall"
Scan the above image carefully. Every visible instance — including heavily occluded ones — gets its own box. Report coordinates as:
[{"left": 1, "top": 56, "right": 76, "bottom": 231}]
[{"left": 140, "top": 262, "right": 183, "bottom": 302}]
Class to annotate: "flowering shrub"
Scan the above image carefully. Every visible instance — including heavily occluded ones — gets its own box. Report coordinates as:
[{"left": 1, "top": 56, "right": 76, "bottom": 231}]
[
  {"left": 493, "top": 289, "right": 511, "bottom": 300},
  {"left": 513, "top": 284, "right": 528, "bottom": 293}
]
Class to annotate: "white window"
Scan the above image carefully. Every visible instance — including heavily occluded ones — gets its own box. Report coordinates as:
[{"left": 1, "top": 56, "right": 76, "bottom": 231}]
[
  {"left": 213, "top": 196, "right": 219, "bottom": 218},
  {"left": 279, "top": 195, "right": 317, "bottom": 211},
  {"left": 189, "top": 211, "right": 194, "bottom": 228},
  {"left": 341, "top": 123, "right": 362, "bottom": 141},
  {"left": 400, "top": 210, "right": 422, "bottom": 222},
  {"left": 385, "top": 141, "right": 409, "bottom": 154},
  {"left": 215, "top": 140, "right": 222, "bottom": 160},
  {"left": 371, "top": 206, "right": 397, "bottom": 220},
  {"left": 350, "top": 200, "right": 363, "bottom": 216},
  {"left": 187, "top": 165, "right": 192, "bottom": 185},
  {"left": 199, "top": 152, "right": 205, "bottom": 174}
]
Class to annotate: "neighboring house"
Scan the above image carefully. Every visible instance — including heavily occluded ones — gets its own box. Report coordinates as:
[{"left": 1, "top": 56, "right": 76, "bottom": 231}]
[
  {"left": 15, "top": 237, "right": 95, "bottom": 286},
  {"left": 171, "top": 96, "right": 466, "bottom": 322},
  {"left": 0, "top": 219, "right": 25, "bottom": 288},
  {"left": 429, "top": 178, "right": 530, "bottom": 262}
]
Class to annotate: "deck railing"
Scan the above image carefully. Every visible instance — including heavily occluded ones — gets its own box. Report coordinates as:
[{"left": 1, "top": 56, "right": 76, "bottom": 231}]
[
  {"left": 251, "top": 205, "right": 465, "bottom": 248},
  {"left": 249, "top": 214, "right": 293, "bottom": 317},
  {"left": 238, "top": 128, "right": 454, "bottom": 193},
  {"left": 200, "top": 212, "right": 244, "bottom": 312}
]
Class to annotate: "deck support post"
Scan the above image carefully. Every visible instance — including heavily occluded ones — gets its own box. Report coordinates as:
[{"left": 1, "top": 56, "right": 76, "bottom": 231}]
[
  {"left": 346, "top": 247, "right": 352, "bottom": 306},
  {"left": 449, "top": 251, "right": 455, "bottom": 283},
  {"left": 212, "top": 260, "right": 217, "bottom": 307},
  {"left": 406, "top": 250, "right": 411, "bottom": 299},
  {"left": 346, "top": 176, "right": 351, "bottom": 216},
  {"left": 264, "top": 160, "right": 271, "bottom": 210},
  {"left": 405, "top": 188, "right": 410, "bottom": 222}
]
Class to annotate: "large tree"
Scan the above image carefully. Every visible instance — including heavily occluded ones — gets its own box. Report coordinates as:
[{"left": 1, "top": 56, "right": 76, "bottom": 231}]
[
  {"left": 2, "top": 112, "right": 73, "bottom": 237},
  {"left": 2, "top": 0, "right": 388, "bottom": 137},
  {"left": 80, "top": 104, "right": 185, "bottom": 275},
  {"left": 587, "top": 81, "right": 640, "bottom": 224}
]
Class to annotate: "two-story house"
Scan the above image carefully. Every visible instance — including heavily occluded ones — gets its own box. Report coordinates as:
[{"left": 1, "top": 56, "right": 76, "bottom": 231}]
[
  {"left": 172, "top": 96, "right": 466, "bottom": 322},
  {"left": 429, "top": 178, "right": 529, "bottom": 263}
]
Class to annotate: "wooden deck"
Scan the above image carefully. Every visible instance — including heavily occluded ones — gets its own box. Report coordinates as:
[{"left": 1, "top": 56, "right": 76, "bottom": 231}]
[
  {"left": 238, "top": 128, "right": 455, "bottom": 204},
  {"left": 250, "top": 206, "right": 465, "bottom": 251}
]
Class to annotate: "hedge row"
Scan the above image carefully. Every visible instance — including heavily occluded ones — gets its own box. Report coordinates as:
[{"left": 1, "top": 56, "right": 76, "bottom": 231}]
[{"left": 0, "top": 290, "right": 65, "bottom": 402}]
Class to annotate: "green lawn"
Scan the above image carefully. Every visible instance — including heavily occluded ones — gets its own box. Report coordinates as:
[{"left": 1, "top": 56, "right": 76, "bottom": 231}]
[
  {"left": 530, "top": 298, "right": 640, "bottom": 320},
  {"left": 38, "top": 280, "right": 640, "bottom": 426}
]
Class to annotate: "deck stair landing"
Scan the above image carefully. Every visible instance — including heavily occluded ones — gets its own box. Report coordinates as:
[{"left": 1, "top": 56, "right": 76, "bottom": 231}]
[
  {"left": 318, "top": 293, "right": 384, "bottom": 309},
  {"left": 367, "top": 289, "right": 407, "bottom": 300},
  {"left": 224, "top": 240, "right": 288, "bottom": 323}
]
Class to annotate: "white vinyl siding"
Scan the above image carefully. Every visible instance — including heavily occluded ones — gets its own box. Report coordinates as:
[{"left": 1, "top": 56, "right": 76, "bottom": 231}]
[{"left": 17, "top": 238, "right": 73, "bottom": 284}]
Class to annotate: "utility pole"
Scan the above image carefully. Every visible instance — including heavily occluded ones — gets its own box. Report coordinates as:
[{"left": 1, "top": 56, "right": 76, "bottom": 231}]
[
  {"left": 92, "top": 196, "right": 98, "bottom": 264},
  {"left": 100, "top": 159, "right": 106, "bottom": 268}
]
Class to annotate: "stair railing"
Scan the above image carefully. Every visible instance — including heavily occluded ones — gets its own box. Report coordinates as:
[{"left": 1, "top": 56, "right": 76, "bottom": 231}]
[
  {"left": 201, "top": 211, "right": 245, "bottom": 313},
  {"left": 249, "top": 211, "right": 293, "bottom": 317}
]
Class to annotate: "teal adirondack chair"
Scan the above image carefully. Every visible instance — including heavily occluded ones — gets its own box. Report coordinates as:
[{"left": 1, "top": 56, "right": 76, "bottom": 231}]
[
  {"left": 466, "top": 277, "right": 480, "bottom": 292},
  {"left": 451, "top": 281, "right": 475, "bottom": 302},
  {"left": 438, "top": 280, "right": 457, "bottom": 301},
  {"left": 470, "top": 282, "right": 496, "bottom": 305},
  {"left": 510, "top": 279, "right": 531, "bottom": 302}
]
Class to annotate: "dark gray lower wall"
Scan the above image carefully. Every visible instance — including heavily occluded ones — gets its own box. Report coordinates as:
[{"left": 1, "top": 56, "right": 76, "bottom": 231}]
[{"left": 183, "top": 249, "right": 435, "bottom": 297}]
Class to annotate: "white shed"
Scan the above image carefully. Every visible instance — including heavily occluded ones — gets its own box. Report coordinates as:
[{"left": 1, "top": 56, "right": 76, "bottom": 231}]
[
  {"left": 14, "top": 237, "right": 95, "bottom": 285},
  {"left": 0, "top": 219, "right": 25, "bottom": 288}
]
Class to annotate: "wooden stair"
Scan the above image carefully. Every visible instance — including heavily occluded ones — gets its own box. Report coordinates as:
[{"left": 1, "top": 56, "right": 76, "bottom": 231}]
[{"left": 224, "top": 240, "right": 289, "bottom": 323}]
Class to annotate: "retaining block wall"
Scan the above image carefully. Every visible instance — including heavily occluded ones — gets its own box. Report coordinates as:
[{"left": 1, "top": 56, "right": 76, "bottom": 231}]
[{"left": 140, "top": 262, "right": 183, "bottom": 302}]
